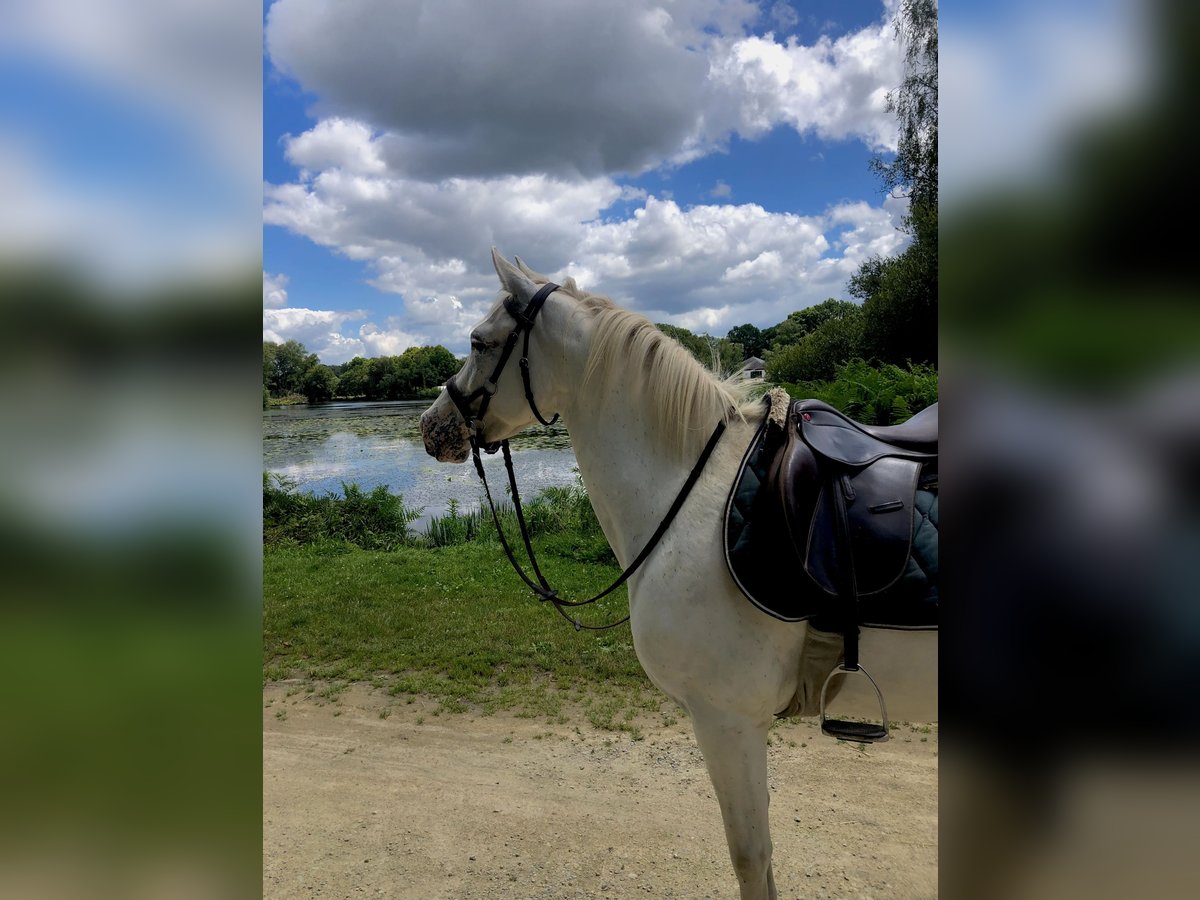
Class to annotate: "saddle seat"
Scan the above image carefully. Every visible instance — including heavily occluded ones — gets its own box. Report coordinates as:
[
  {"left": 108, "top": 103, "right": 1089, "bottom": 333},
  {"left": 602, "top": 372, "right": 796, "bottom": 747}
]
[{"left": 816, "top": 398, "right": 938, "bottom": 451}]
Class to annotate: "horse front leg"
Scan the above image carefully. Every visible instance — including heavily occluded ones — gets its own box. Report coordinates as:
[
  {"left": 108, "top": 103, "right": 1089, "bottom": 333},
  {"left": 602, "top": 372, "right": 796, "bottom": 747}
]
[{"left": 690, "top": 705, "right": 778, "bottom": 900}]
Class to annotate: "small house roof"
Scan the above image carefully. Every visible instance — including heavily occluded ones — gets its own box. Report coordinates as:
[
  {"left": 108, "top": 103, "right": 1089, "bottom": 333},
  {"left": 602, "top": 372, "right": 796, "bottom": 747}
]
[{"left": 741, "top": 356, "right": 766, "bottom": 371}]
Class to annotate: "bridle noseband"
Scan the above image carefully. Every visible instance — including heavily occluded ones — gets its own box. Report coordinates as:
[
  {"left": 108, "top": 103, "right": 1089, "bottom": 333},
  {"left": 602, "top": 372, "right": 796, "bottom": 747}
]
[{"left": 444, "top": 282, "right": 561, "bottom": 451}]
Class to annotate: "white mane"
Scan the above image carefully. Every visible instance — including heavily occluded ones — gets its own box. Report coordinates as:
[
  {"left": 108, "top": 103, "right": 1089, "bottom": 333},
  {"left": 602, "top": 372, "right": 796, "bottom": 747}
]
[{"left": 534, "top": 276, "right": 760, "bottom": 460}]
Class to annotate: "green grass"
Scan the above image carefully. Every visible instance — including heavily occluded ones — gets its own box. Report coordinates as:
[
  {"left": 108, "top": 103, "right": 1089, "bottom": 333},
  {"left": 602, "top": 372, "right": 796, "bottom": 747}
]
[{"left": 264, "top": 539, "right": 657, "bottom": 725}]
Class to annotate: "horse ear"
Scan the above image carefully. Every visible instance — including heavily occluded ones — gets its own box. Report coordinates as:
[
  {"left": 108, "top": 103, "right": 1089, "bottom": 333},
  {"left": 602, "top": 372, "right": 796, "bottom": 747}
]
[
  {"left": 514, "top": 256, "right": 550, "bottom": 283},
  {"left": 491, "top": 247, "right": 538, "bottom": 307}
]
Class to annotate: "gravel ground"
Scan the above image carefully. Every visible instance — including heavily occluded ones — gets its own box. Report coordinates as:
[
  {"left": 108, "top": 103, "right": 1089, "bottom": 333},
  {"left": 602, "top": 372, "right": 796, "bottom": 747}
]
[{"left": 264, "top": 683, "right": 937, "bottom": 899}]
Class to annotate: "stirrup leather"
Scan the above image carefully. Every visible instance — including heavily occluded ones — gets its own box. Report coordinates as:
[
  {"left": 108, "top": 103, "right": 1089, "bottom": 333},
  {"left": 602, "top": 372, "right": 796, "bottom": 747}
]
[{"left": 819, "top": 664, "right": 890, "bottom": 743}]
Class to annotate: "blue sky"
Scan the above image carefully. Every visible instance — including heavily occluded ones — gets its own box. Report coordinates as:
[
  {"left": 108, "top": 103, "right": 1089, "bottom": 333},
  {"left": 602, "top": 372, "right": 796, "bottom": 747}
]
[{"left": 262, "top": 0, "right": 914, "bottom": 362}]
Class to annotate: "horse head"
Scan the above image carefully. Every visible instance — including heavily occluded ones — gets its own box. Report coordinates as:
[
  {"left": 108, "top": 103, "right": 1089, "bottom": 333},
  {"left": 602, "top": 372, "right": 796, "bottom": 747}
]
[{"left": 420, "top": 249, "right": 561, "bottom": 462}]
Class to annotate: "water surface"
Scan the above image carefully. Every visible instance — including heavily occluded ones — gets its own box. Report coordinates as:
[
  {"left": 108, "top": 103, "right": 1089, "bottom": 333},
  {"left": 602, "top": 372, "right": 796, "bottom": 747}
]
[{"left": 263, "top": 400, "right": 579, "bottom": 527}]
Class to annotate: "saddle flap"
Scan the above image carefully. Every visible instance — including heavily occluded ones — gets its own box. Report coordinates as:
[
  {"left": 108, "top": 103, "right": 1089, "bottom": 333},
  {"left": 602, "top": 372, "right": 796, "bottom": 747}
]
[
  {"left": 804, "top": 456, "right": 923, "bottom": 597},
  {"left": 799, "top": 408, "right": 936, "bottom": 466}
]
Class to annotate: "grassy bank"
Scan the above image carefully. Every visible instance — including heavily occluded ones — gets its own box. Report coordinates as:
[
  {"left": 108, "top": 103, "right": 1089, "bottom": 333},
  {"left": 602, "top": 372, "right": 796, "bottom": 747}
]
[{"left": 263, "top": 478, "right": 663, "bottom": 732}]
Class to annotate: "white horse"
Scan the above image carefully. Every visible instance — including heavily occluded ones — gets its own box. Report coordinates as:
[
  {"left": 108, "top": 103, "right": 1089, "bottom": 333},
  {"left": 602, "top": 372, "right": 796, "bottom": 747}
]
[{"left": 421, "top": 250, "right": 937, "bottom": 900}]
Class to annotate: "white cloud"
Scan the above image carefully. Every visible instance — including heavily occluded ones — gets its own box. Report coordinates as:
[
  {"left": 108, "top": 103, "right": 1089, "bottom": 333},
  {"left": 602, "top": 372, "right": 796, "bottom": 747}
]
[
  {"left": 768, "top": 2, "right": 800, "bottom": 32},
  {"left": 358, "top": 322, "right": 423, "bottom": 357},
  {"left": 266, "top": 0, "right": 900, "bottom": 178},
  {"left": 282, "top": 117, "right": 387, "bottom": 177},
  {"left": 263, "top": 307, "right": 368, "bottom": 363},
  {"left": 266, "top": 0, "right": 735, "bottom": 179},
  {"left": 709, "top": 180, "right": 734, "bottom": 200},
  {"left": 264, "top": 163, "right": 628, "bottom": 269},
  {"left": 702, "top": 20, "right": 902, "bottom": 154},
  {"left": 261, "top": 1, "right": 914, "bottom": 352},
  {"left": 263, "top": 272, "right": 289, "bottom": 309},
  {"left": 261, "top": 289, "right": 462, "bottom": 364},
  {"left": 265, "top": 165, "right": 910, "bottom": 346},
  {"left": 559, "top": 195, "right": 908, "bottom": 334}
]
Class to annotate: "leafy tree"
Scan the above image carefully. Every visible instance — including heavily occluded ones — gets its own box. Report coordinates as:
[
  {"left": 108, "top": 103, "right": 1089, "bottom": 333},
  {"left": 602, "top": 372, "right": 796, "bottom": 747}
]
[
  {"left": 264, "top": 339, "right": 318, "bottom": 396},
  {"left": 769, "top": 299, "right": 861, "bottom": 350},
  {"left": 336, "top": 357, "right": 370, "bottom": 398},
  {"left": 655, "top": 323, "right": 709, "bottom": 361},
  {"left": 399, "top": 345, "right": 459, "bottom": 393},
  {"left": 851, "top": 0, "right": 938, "bottom": 366},
  {"left": 654, "top": 323, "right": 741, "bottom": 373},
  {"left": 263, "top": 342, "right": 278, "bottom": 389},
  {"left": 265, "top": 342, "right": 464, "bottom": 402},
  {"left": 726, "top": 323, "right": 766, "bottom": 359},
  {"left": 871, "top": 0, "right": 938, "bottom": 218},
  {"left": 851, "top": 229, "right": 937, "bottom": 366},
  {"left": 766, "top": 308, "right": 865, "bottom": 382},
  {"left": 302, "top": 365, "right": 338, "bottom": 403}
]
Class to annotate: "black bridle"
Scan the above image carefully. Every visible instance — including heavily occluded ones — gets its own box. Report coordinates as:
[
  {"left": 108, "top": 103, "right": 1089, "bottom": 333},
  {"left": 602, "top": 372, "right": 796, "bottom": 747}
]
[
  {"left": 442, "top": 281, "right": 726, "bottom": 630},
  {"left": 443, "top": 282, "right": 561, "bottom": 451}
]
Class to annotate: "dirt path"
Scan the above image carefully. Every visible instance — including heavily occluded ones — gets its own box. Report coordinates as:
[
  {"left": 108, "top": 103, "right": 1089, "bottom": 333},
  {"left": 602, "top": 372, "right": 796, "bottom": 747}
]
[{"left": 264, "top": 683, "right": 937, "bottom": 899}]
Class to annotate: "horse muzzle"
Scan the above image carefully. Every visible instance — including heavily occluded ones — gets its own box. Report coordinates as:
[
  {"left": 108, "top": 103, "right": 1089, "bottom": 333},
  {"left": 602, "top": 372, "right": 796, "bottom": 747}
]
[{"left": 419, "top": 405, "right": 472, "bottom": 463}]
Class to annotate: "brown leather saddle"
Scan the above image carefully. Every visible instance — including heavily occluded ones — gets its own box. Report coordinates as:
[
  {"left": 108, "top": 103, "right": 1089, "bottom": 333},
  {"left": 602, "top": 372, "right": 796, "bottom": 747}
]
[{"left": 724, "top": 392, "right": 938, "bottom": 741}]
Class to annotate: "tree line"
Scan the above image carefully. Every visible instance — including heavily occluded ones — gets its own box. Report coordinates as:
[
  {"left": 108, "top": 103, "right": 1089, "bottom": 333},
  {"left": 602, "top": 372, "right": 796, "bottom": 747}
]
[{"left": 263, "top": 340, "right": 460, "bottom": 404}]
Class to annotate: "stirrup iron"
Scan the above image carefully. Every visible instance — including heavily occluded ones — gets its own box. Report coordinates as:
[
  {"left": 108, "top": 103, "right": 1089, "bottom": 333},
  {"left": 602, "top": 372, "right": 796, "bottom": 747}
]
[{"left": 820, "top": 664, "right": 889, "bottom": 743}]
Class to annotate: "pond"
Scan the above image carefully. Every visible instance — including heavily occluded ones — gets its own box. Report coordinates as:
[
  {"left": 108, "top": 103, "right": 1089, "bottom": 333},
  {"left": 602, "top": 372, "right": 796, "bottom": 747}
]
[{"left": 263, "top": 400, "right": 580, "bottom": 529}]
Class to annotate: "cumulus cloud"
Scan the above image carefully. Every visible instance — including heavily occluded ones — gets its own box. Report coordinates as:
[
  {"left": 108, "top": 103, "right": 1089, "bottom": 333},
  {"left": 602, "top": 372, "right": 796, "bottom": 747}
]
[
  {"left": 358, "top": 321, "right": 424, "bottom": 357},
  {"left": 703, "top": 20, "right": 902, "bottom": 153},
  {"left": 263, "top": 272, "right": 288, "bottom": 308},
  {"left": 282, "top": 117, "right": 388, "bottom": 178},
  {"left": 265, "top": 0, "right": 900, "bottom": 179},
  {"left": 262, "top": 300, "right": 441, "bottom": 363},
  {"left": 768, "top": 2, "right": 800, "bottom": 32},
  {"left": 266, "top": 0, "right": 731, "bottom": 179},
  {"left": 263, "top": 306, "right": 363, "bottom": 344},
  {"left": 709, "top": 180, "right": 734, "bottom": 200},
  {"left": 265, "top": 163, "right": 909, "bottom": 347},
  {"left": 559, "top": 195, "right": 908, "bottom": 333},
  {"left": 262, "top": 1, "right": 913, "bottom": 352}
]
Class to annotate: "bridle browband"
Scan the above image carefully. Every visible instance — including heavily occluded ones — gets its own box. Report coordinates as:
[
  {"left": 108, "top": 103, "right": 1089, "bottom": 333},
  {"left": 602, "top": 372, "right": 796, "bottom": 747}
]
[{"left": 442, "top": 280, "right": 726, "bottom": 630}]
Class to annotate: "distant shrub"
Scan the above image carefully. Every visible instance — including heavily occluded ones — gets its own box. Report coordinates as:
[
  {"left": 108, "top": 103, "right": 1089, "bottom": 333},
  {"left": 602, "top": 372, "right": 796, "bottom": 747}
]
[
  {"left": 422, "top": 476, "right": 615, "bottom": 564},
  {"left": 263, "top": 474, "right": 419, "bottom": 550}
]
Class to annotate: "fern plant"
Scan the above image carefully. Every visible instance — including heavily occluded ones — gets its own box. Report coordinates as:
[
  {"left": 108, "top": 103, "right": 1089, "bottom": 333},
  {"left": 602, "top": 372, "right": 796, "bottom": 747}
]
[{"left": 782, "top": 358, "right": 937, "bottom": 425}]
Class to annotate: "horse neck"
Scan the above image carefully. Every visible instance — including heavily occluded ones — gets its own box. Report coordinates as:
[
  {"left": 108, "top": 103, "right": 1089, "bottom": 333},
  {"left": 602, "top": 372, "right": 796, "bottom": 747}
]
[
  {"left": 548, "top": 322, "right": 698, "bottom": 567},
  {"left": 565, "top": 405, "right": 686, "bottom": 567}
]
